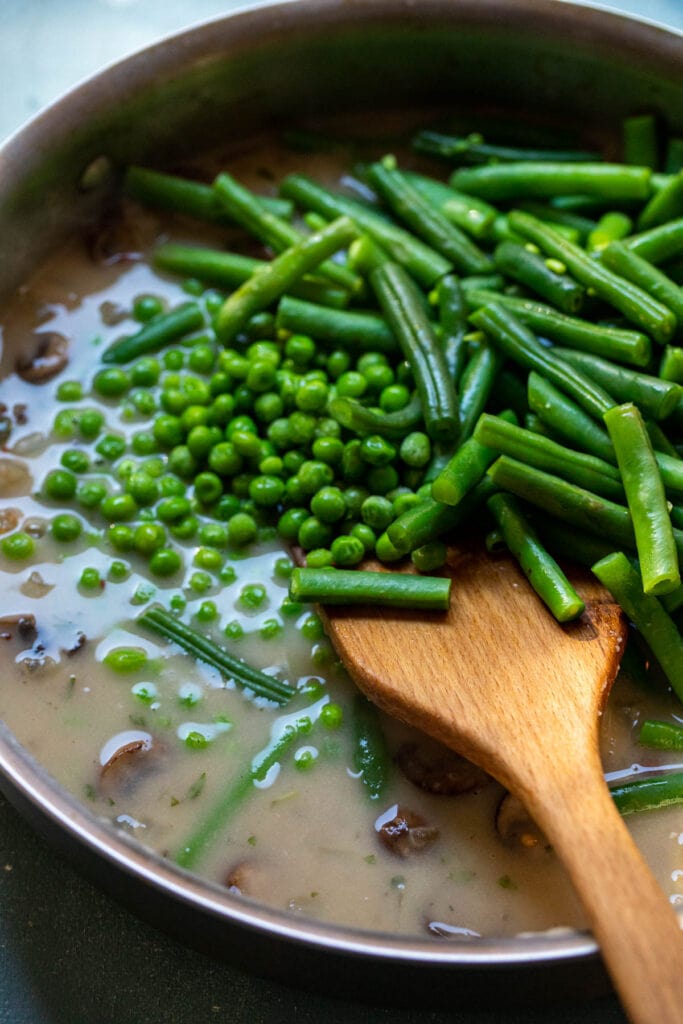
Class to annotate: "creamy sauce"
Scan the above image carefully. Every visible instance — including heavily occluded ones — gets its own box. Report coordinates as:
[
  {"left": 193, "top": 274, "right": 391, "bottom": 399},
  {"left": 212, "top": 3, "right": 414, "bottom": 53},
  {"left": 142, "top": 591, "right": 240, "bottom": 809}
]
[{"left": 0, "top": 133, "right": 681, "bottom": 940}]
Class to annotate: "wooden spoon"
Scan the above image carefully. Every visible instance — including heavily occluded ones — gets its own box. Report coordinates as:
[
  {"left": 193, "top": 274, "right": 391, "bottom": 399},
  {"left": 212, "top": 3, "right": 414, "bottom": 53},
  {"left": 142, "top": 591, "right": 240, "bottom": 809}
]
[{"left": 318, "top": 541, "right": 683, "bottom": 1024}]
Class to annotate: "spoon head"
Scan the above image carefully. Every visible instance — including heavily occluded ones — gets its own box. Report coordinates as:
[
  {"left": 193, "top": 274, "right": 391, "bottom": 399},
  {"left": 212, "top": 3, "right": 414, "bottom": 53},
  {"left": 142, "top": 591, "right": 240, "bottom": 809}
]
[{"left": 319, "top": 540, "right": 626, "bottom": 793}]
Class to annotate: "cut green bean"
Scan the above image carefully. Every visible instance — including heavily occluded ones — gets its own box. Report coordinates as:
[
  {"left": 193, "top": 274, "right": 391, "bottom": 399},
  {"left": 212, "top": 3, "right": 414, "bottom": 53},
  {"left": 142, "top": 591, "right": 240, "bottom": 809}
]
[
  {"left": 276, "top": 295, "right": 396, "bottom": 354},
  {"left": 412, "top": 130, "right": 598, "bottom": 165},
  {"left": 532, "top": 513, "right": 618, "bottom": 568},
  {"left": 527, "top": 372, "right": 617, "bottom": 463},
  {"left": 637, "top": 170, "right": 683, "bottom": 230},
  {"left": 457, "top": 338, "right": 502, "bottom": 441},
  {"left": 154, "top": 243, "right": 349, "bottom": 309},
  {"left": 387, "top": 477, "right": 497, "bottom": 555},
  {"left": 139, "top": 605, "right": 295, "bottom": 703},
  {"left": 610, "top": 770, "right": 683, "bottom": 815},
  {"left": 488, "top": 492, "right": 585, "bottom": 621},
  {"left": 462, "top": 287, "right": 651, "bottom": 367},
  {"left": 623, "top": 217, "right": 683, "bottom": 264},
  {"left": 402, "top": 171, "right": 497, "bottom": 239},
  {"left": 123, "top": 165, "right": 293, "bottom": 222},
  {"left": 437, "top": 274, "right": 469, "bottom": 384},
  {"left": 659, "top": 346, "right": 683, "bottom": 383},
  {"left": 603, "top": 403, "right": 679, "bottom": 596},
  {"left": 371, "top": 262, "right": 459, "bottom": 442},
  {"left": 432, "top": 409, "right": 516, "bottom": 506},
  {"left": 639, "top": 719, "right": 683, "bottom": 750},
  {"left": 352, "top": 694, "right": 390, "bottom": 800},
  {"left": 555, "top": 348, "right": 682, "bottom": 421},
  {"left": 366, "top": 156, "right": 493, "bottom": 274},
  {"left": 289, "top": 567, "right": 451, "bottom": 610},
  {"left": 507, "top": 211, "right": 676, "bottom": 343},
  {"left": 328, "top": 392, "right": 423, "bottom": 439},
  {"left": 623, "top": 115, "right": 659, "bottom": 169},
  {"left": 469, "top": 301, "right": 615, "bottom": 420},
  {"left": 450, "top": 162, "right": 652, "bottom": 202},
  {"left": 176, "top": 701, "right": 324, "bottom": 868},
  {"left": 102, "top": 302, "right": 204, "bottom": 364},
  {"left": 587, "top": 211, "right": 634, "bottom": 252},
  {"left": 493, "top": 240, "right": 585, "bottom": 314},
  {"left": 212, "top": 171, "right": 363, "bottom": 296},
  {"left": 592, "top": 551, "right": 683, "bottom": 703},
  {"left": 215, "top": 215, "right": 357, "bottom": 343},
  {"left": 280, "top": 173, "right": 452, "bottom": 287},
  {"left": 473, "top": 412, "right": 624, "bottom": 500},
  {"left": 600, "top": 241, "right": 683, "bottom": 332}
]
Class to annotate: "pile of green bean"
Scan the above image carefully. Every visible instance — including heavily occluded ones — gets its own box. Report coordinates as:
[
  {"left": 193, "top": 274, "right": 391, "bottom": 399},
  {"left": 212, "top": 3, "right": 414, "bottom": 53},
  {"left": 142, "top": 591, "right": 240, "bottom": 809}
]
[{"left": 26, "top": 114, "right": 683, "bottom": 743}]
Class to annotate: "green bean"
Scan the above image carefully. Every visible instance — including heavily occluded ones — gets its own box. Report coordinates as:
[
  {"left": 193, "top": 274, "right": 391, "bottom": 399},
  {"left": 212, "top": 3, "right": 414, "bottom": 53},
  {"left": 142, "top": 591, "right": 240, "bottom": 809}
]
[
  {"left": 154, "top": 243, "right": 349, "bottom": 309},
  {"left": 493, "top": 240, "right": 585, "bottom": 314},
  {"left": 276, "top": 295, "right": 396, "bottom": 354},
  {"left": 352, "top": 694, "right": 390, "bottom": 800},
  {"left": 645, "top": 419, "right": 679, "bottom": 459},
  {"left": 666, "top": 138, "right": 683, "bottom": 174},
  {"left": 554, "top": 348, "right": 682, "bottom": 421},
  {"left": 289, "top": 566, "right": 451, "bottom": 610},
  {"left": 603, "top": 403, "right": 680, "bottom": 596},
  {"left": 532, "top": 513, "right": 618, "bottom": 568},
  {"left": 600, "top": 241, "right": 683, "bottom": 332},
  {"left": 462, "top": 288, "right": 651, "bottom": 368},
  {"left": 139, "top": 605, "right": 295, "bottom": 703},
  {"left": 215, "top": 215, "right": 357, "bottom": 343},
  {"left": 659, "top": 346, "right": 683, "bottom": 383},
  {"left": 347, "top": 234, "right": 392, "bottom": 276},
  {"left": 328, "top": 392, "right": 423, "bottom": 439},
  {"left": 623, "top": 217, "right": 683, "bottom": 264},
  {"left": 637, "top": 170, "right": 683, "bottom": 230},
  {"left": 488, "top": 455, "right": 635, "bottom": 549},
  {"left": 623, "top": 115, "right": 659, "bottom": 169},
  {"left": 516, "top": 201, "right": 596, "bottom": 242},
  {"left": 587, "top": 211, "right": 634, "bottom": 251},
  {"left": 387, "top": 477, "right": 497, "bottom": 555},
  {"left": 371, "top": 262, "right": 459, "bottom": 442},
  {"left": 610, "top": 770, "right": 683, "bottom": 815},
  {"left": 437, "top": 274, "right": 469, "bottom": 385},
  {"left": 507, "top": 211, "right": 676, "bottom": 343},
  {"left": 473, "top": 412, "right": 624, "bottom": 500},
  {"left": 366, "top": 157, "right": 493, "bottom": 274},
  {"left": 639, "top": 719, "right": 683, "bottom": 750},
  {"left": 402, "top": 171, "right": 497, "bottom": 239},
  {"left": 432, "top": 409, "right": 517, "bottom": 506},
  {"left": 123, "top": 165, "right": 293, "bottom": 222},
  {"left": 102, "top": 302, "right": 204, "bottom": 364},
  {"left": 280, "top": 173, "right": 452, "bottom": 287},
  {"left": 450, "top": 162, "right": 651, "bottom": 202},
  {"left": 487, "top": 492, "right": 585, "bottom": 622},
  {"left": 592, "top": 551, "right": 683, "bottom": 703},
  {"left": 468, "top": 302, "right": 614, "bottom": 420},
  {"left": 212, "top": 171, "right": 363, "bottom": 296},
  {"left": 457, "top": 339, "right": 502, "bottom": 441},
  {"left": 412, "top": 130, "right": 598, "bottom": 165},
  {"left": 527, "top": 372, "right": 617, "bottom": 463},
  {"left": 490, "top": 368, "right": 529, "bottom": 422},
  {"left": 176, "top": 701, "right": 325, "bottom": 868}
]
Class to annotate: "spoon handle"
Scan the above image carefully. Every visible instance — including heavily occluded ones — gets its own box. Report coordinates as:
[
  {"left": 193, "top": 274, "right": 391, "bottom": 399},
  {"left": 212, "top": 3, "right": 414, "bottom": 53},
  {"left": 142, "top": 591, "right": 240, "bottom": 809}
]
[{"left": 528, "top": 765, "right": 683, "bottom": 1024}]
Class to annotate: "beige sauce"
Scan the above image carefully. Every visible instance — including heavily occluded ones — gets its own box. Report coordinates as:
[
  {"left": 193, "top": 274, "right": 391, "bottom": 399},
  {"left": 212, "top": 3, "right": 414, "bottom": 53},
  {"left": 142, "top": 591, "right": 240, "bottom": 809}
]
[{"left": 0, "top": 133, "right": 681, "bottom": 940}]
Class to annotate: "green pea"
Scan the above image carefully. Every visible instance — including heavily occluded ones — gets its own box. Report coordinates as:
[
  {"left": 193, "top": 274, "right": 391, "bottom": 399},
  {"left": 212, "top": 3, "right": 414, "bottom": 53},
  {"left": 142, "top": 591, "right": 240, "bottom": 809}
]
[
  {"left": 50, "top": 513, "right": 82, "bottom": 543},
  {"left": 300, "top": 612, "right": 324, "bottom": 641},
  {"left": 362, "top": 362, "right": 394, "bottom": 393},
  {"left": 320, "top": 702, "right": 343, "bottom": 729},
  {"left": 227, "top": 512, "right": 257, "bottom": 546},
  {"left": 366, "top": 464, "right": 399, "bottom": 495},
  {"left": 193, "top": 547, "right": 223, "bottom": 572},
  {"left": 1, "top": 532, "right": 35, "bottom": 560},
  {"left": 223, "top": 620, "right": 244, "bottom": 641},
  {"left": 108, "top": 560, "right": 130, "bottom": 582},
  {"left": 131, "top": 357, "right": 161, "bottom": 387},
  {"left": 194, "top": 471, "right": 223, "bottom": 505},
  {"left": 360, "top": 434, "right": 396, "bottom": 467},
  {"left": 213, "top": 494, "right": 240, "bottom": 521},
  {"left": 341, "top": 439, "right": 365, "bottom": 483},
  {"left": 238, "top": 583, "right": 267, "bottom": 610},
  {"left": 79, "top": 567, "right": 102, "bottom": 590},
  {"left": 53, "top": 409, "right": 78, "bottom": 438},
  {"left": 273, "top": 556, "right": 293, "bottom": 580},
  {"left": 349, "top": 521, "right": 377, "bottom": 554},
  {"left": 400, "top": 431, "right": 432, "bottom": 468},
  {"left": 297, "top": 460, "right": 335, "bottom": 496},
  {"left": 168, "top": 445, "right": 198, "bottom": 480},
  {"left": 411, "top": 541, "right": 447, "bottom": 572},
  {"left": 133, "top": 523, "right": 166, "bottom": 555},
  {"left": 149, "top": 547, "right": 183, "bottom": 577},
  {"left": 310, "top": 486, "right": 346, "bottom": 524},
  {"left": 184, "top": 731, "right": 208, "bottom": 750},
  {"left": 153, "top": 414, "right": 184, "bottom": 448},
  {"left": 298, "top": 515, "right": 332, "bottom": 551},
  {"left": 56, "top": 380, "right": 83, "bottom": 402},
  {"left": 100, "top": 493, "right": 138, "bottom": 522},
  {"left": 219, "top": 564, "right": 237, "bottom": 585},
  {"left": 163, "top": 348, "right": 185, "bottom": 370},
  {"left": 133, "top": 294, "right": 164, "bottom": 323},
  {"left": 260, "top": 618, "right": 283, "bottom": 640},
  {"left": 305, "top": 547, "right": 334, "bottom": 568},
  {"left": 103, "top": 646, "right": 147, "bottom": 673},
  {"left": 198, "top": 522, "right": 229, "bottom": 548},
  {"left": 249, "top": 474, "right": 285, "bottom": 507},
  {"left": 286, "top": 411, "right": 317, "bottom": 446},
  {"left": 230, "top": 429, "right": 261, "bottom": 459},
  {"left": 60, "top": 449, "right": 90, "bottom": 474},
  {"left": 93, "top": 367, "right": 130, "bottom": 398},
  {"left": 311, "top": 436, "right": 344, "bottom": 466},
  {"left": 195, "top": 600, "right": 218, "bottom": 623},
  {"left": 208, "top": 442, "right": 242, "bottom": 477},
  {"left": 43, "top": 468, "right": 77, "bottom": 501},
  {"left": 169, "top": 515, "right": 199, "bottom": 540},
  {"left": 107, "top": 524, "right": 135, "bottom": 551},
  {"left": 336, "top": 370, "right": 367, "bottom": 398},
  {"left": 326, "top": 349, "right": 351, "bottom": 379},
  {"left": 294, "top": 749, "right": 317, "bottom": 771},
  {"left": 296, "top": 379, "right": 328, "bottom": 413},
  {"left": 130, "top": 431, "right": 158, "bottom": 457},
  {"left": 331, "top": 534, "right": 365, "bottom": 566},
  {"left": 160, "top": 388, "right": 187, "bottom": 416},
  {"left": 380, "top": 383, "right": 411, "bottom": 413},
  {"left": 187, "top": 342, "right": 216, "bottom": 375},
  {"left": 361, "top": 495, "right": 394, "bottom": 531},
  {"left": 285, "top": 333, "right": 316, "bottom": 366},
  {"left": 126, "top": 471, "right": 159, "bottom": 506},
  {"left": 277, "top": 507, "right": 308, "bottom": 542},
  {"left": 95, "top": 434, "right": 127, "bottom": 461}
]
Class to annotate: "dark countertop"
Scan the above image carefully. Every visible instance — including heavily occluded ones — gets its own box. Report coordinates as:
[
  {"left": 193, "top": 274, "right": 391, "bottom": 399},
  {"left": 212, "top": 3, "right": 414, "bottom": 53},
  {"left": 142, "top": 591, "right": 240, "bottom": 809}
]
[{"left": 1, "top": 2, "right": 681, "bottom": 1022}]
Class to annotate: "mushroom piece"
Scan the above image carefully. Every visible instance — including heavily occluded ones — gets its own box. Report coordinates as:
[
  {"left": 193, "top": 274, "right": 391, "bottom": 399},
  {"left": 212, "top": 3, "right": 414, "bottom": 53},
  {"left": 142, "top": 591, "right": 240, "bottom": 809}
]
[
  {"left": 396, "top": 739, "right": 491, "bottom": 796},
  {"left": 224, "top": 861, "right": 266, "bottom": 897},
  {"left": 0, "top": 613, "right": 36, "bottom": 642},
  {"left": 377, "top": 806, "right": 439, "bottom": 857},
  {"left": 17, "top": 332, "right": 69, "bottom": 383},
  {"left": 99, "top": 735, "right": 161, "bottom": 799},
  {"left": 495, "top": 792, "right": 549, "bottom": 850}
]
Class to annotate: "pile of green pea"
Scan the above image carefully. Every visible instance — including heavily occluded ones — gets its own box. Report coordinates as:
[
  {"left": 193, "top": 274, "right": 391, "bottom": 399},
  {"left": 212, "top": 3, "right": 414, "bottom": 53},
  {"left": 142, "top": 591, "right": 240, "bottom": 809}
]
[{"left": 18, "top": 286, "right": 433, "bottom": 588}]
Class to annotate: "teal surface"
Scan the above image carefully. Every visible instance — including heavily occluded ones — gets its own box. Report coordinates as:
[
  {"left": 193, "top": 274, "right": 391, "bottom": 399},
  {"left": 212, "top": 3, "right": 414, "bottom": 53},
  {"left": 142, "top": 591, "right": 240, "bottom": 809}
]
[{"left": 1, "top": 3, "right": 681, "bottom": 1022}]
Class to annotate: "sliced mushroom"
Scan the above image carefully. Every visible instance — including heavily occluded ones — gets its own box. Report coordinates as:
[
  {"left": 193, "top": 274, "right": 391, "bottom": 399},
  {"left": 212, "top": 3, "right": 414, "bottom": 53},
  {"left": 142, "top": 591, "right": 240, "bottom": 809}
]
[
  {"left": 0, "top": 613, "right": 36, "bottom": 641},
  {"left": 495, "top": 792, "right": 549, "bottom": 850},
  {"left": 377, "top": 806, "right": 439, "bottom": 857},
  {"left": 20, "top": 571, "right": 54, "bottom": 599},
  {"left": 0, "top": 458, "right": 32, "bottom": 497},
  {"left": 0, "top": 507, "right": 21, "bottom": 535},
  {"left": 99, "top": 734, "right": 161, "bottom": 799},
  {"left": 397, "top": 739, "right": 491, "bottom": 796},
  {"left": 224, "top": 861, "right": 265, "bottom": 897},
  {"left": 17, "top": 332, "right": 69, "bottom": 383},
  {"left": 87, "top": 206, "right": 144, "bottom": 265}
]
